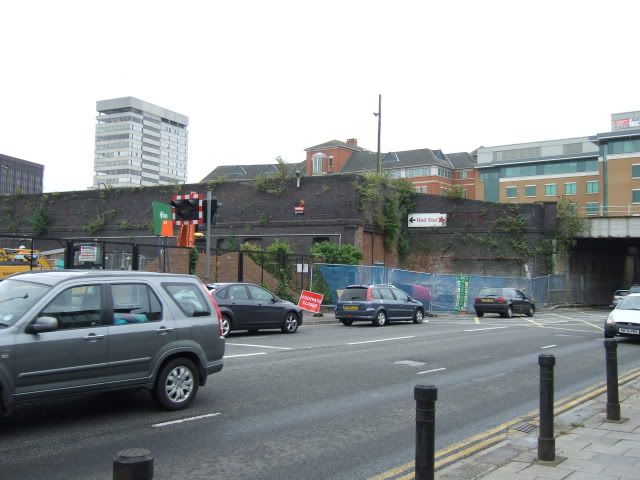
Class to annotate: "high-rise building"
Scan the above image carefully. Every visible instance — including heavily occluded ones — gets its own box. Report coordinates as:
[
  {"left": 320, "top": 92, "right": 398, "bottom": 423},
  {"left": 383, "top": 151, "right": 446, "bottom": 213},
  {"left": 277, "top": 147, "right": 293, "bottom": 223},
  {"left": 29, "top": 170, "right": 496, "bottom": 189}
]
[
  {"left": 0, "top": 153, "right": 44, "bottom": 194},
  {"left": 94, "top": 97, "right": 189, "bottom": 188}
]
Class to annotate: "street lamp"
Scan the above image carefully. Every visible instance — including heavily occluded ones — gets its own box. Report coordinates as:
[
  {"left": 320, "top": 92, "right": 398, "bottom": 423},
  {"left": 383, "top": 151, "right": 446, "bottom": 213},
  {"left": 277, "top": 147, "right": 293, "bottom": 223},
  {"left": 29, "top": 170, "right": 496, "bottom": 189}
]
[{"left": 373, "top": 94, "right": 382, "bottom": 173}]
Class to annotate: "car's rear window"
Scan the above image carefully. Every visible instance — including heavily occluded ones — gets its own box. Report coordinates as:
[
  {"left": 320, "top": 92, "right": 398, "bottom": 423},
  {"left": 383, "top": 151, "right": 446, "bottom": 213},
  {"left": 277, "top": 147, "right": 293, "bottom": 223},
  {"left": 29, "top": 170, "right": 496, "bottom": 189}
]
[
  {"left": 340, "top": 288, "right": 368, "bottom": 301},
  {"left": 478, "top": 288, "right": 503, "bottom": 296},
  {"left": 615, "top": 290, "right": 629, "bottom": 296},
  {"left": 163, "top": 283, "right": 211, "bottom": 317}
]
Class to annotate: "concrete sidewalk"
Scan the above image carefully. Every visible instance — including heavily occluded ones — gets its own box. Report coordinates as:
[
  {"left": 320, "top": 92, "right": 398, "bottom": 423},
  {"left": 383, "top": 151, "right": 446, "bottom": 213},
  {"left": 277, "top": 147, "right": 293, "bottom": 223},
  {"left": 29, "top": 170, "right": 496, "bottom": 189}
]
[{"left": 438, "top": 374, "right": 640, "bottom": 480}]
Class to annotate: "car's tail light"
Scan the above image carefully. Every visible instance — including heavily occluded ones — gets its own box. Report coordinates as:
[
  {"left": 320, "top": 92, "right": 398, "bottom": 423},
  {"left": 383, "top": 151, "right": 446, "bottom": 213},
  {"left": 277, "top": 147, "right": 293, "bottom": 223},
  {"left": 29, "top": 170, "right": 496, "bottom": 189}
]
[
  {"left": 366, "top": 288, "right": 373, "bottom": 301},
  {"left": 496, "top": 297, "right": 506, "bottom": 303},
  {"left": 475, "top": 297, "right": 481, "bottom": 303},
  {"left": 200, "top": 281, "right": 224, "bottom": 337}
]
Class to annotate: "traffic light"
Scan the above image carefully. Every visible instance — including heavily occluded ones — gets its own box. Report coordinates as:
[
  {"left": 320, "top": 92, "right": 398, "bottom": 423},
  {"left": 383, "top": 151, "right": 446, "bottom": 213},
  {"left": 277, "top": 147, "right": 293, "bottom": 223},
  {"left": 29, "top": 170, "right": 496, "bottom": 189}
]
[
  {"left": 171, "top": 198, "right": 201, "bottom": 222},
  {"left": 203, "top": 198, "right": 219, "bottom": 224}
]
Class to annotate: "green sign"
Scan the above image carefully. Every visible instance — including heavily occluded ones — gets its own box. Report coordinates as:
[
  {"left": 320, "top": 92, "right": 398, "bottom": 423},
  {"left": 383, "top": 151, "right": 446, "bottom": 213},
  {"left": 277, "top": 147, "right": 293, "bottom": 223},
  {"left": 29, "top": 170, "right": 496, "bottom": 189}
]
[
  {"left": 152, "top": 201, "right": 172, "bottom": 235},
  {"left": 456, "top": 275, "right": 469, "bottom": 311}
]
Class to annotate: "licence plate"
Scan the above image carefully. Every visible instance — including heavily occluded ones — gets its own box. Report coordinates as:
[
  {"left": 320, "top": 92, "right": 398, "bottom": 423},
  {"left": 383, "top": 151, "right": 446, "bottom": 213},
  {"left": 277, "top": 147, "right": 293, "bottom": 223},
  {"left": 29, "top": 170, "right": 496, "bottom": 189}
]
[
  {"left": 343, "top": 305, "right": 358, "bottom": 311},
  {"left": 481, "top": 299, "right": 493, "bottom": 303},
  {"left": 619, "top": 327, "right": 640, "bottom": 335}
]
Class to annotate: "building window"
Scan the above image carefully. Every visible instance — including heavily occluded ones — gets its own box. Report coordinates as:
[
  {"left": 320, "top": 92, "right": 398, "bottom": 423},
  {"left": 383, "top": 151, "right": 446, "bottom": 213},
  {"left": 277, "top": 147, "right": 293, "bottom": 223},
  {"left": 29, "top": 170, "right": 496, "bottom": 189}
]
[
  {"left": 312, "top": 154, "right": 324, "bottom": 174},
  {"left": 524, "top": 185, "right": 536, "bottom": 197},
  {"left": 506, "top": 186, "right": 517, "bottom": 198},
  {"left": 544, "top": 184, "right": 557, "bottom": 196},
  {"left": 585, "top": 202, "right": 600, "bottom": 216},
  {"left": 586, "top": 181, "right": 599, "bottom": 194},
  {"left": 414, "top": 185, "right": 428, "bottom": 193},
  {"left": 633, "top": 190, "right": 640, "bottom": 204},
  {"left": 564, "top": 182, "right": 577, "bottom": 195},
  {"left": 459, "top": 170, "right": 469, "bottom": 180},
  {"left": 328, "top": 156, "right": 333, "bottom": 172},
  {"left": 632, "top": 165, "right": 640, "bottom": 178}
]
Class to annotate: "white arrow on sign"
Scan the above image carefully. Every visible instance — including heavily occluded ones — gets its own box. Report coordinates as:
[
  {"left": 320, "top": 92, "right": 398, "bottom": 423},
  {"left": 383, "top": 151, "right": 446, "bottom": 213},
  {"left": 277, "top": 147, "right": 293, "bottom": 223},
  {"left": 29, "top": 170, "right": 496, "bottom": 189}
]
[{"left": 408, "top": 213, "right": 447, "bottom": 227}]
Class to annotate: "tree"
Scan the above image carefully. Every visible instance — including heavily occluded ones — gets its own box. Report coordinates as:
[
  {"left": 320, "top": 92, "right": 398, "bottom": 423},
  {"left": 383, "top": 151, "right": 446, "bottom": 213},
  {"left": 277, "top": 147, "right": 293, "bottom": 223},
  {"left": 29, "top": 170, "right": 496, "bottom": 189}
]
[{"left": 555, "top": 197, "right": 589, "bottom": 253}]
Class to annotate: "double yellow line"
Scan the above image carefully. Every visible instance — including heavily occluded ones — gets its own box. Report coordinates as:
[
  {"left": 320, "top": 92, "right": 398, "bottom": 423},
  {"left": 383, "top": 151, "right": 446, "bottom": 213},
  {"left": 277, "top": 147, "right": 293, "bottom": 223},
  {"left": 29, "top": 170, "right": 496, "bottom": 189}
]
[{"left": 370, "top": 367, "right": 640, "bottom": 480}]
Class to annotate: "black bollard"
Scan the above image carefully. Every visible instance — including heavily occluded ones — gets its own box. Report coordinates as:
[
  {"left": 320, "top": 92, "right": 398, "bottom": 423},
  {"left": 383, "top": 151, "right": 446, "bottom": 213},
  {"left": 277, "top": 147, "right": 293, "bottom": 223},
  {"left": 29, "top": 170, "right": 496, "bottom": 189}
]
[
  {"left": 604, "top": 338, "right": 621, "bottom": 421},
  {"left": 415, "top": 385, "right": 437, "bottom": 480},
  {"left": 113, "top": 448, "right": 154, "bottom": 480},
  {"left": 538, "top": 354, "right": 555, "bottom": 461}
]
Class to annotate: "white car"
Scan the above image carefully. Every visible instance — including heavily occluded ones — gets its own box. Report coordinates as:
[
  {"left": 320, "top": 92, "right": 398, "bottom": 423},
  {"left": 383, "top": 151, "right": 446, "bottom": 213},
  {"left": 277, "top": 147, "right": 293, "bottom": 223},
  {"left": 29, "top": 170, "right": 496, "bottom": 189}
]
[{"left": 605, "top": 293, "right": 640, "bottom": 338}]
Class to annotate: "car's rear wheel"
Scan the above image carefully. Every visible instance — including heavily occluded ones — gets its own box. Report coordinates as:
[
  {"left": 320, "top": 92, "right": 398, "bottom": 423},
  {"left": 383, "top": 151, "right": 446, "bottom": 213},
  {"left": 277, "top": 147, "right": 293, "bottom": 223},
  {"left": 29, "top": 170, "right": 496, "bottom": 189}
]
[
  {"left": 154, "top": 358, "right": 199, "bottom": 411},
  {"left": 373, "top": 311, "right": 387, "bottom": 327},
  {"left": 475, "top": 310, "right": 484, "bottom": 318},
  {"left": 505, "top": 306, "right": 513, "bottom": 318},
  {"left": 526, "top": 306, "right": 535, "bottom": 317},
  {"left": 221, "top": 315, "right": 231, "bottom": 337},
  {"left": 604, "top": 330, "right": 614, "bottom": 339},
  {"left": 340, "top": 320, "right": 353, "bottom": 326},
  {"left": 281, "top": 312, "right": 299, "bottom": 334},
  {"left": 413, "top": 309, "right": 424, "bottom": 324}
]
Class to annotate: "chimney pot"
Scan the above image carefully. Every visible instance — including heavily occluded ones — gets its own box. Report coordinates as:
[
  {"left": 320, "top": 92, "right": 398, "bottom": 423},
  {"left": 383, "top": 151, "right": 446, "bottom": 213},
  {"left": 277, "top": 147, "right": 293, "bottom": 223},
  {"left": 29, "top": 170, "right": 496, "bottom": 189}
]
[{"left": 346, "top": 138, "right": 357, "bottom": 147}]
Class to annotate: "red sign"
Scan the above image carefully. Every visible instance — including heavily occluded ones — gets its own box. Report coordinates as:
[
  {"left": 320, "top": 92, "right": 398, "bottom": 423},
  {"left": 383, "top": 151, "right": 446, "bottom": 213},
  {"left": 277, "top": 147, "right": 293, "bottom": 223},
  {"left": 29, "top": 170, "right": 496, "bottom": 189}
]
[{"left": 298, "top": 290, "right": 324, "bottom": 313}]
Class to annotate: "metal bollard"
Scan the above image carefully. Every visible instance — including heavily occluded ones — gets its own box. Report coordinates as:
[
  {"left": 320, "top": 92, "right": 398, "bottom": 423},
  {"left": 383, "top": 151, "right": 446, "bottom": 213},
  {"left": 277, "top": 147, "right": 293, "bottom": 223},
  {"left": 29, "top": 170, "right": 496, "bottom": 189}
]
[
  {"left": 415, "top": 385, "right": 437, "bottom": 480},
  {"left": 605, "top": 338, "right": 621, "bottom": 421},
  {"left": 113, "top": 448, "right": 154, "bottom": 480},
  {"left": 538, "top": 354, "right": 555, "bottom": 461}
]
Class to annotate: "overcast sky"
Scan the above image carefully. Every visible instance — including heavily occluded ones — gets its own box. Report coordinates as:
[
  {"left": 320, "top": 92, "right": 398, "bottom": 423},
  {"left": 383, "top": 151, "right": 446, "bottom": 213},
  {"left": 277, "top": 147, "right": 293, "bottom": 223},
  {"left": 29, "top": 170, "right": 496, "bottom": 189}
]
[{"left": 2, "top": 0, "right": 639, "bottom": 192}]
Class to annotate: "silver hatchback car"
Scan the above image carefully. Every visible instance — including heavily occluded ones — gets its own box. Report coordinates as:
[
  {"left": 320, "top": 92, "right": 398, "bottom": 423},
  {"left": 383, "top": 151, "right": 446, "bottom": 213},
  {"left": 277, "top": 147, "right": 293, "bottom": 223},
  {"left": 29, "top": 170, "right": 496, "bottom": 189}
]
[{"left": 0, "top": 270, "right": 225, "bottom": 415}]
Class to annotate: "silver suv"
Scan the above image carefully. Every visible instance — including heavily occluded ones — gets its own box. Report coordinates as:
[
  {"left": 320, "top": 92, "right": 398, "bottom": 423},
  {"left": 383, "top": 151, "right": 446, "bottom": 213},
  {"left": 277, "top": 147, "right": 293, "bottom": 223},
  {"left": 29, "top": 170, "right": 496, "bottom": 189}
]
[{"left": 0, "top": 270, "right": 225, "bottom": 415}]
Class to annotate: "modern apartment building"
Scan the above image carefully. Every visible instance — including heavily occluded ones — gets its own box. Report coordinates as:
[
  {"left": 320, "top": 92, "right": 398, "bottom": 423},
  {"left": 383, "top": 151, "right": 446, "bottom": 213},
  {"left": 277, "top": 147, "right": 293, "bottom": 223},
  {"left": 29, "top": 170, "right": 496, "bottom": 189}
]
[
  {"left": 0, "top": 153, "right": 44, "bottom": 195},
  {"left": 94, "top": 97, "right": 188, "bottom": 188}
]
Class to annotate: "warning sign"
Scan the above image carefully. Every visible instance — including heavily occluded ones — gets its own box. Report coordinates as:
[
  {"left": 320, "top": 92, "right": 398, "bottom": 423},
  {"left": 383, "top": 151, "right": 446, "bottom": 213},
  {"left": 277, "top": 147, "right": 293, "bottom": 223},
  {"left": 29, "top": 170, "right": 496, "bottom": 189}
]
[{"left": 297, "top": 290, "right": 324, "bottom": 313}]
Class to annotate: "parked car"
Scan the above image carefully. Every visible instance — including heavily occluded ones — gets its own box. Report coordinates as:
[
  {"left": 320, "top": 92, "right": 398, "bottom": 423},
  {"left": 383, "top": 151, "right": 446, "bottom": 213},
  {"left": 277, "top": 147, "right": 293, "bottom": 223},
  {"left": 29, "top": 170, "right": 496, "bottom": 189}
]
[
  {"left": 605, "top": 292, "right": 640, "bottom": 338},
  {"left": 335, "top": 284, "right": 425, "bottom": 327},
  {"left": 610, "top": 289, "right": 629, "bottom": 309},
  {"left": 0, "top": 270, "right": 225, "bottom": 416},
  {"left": 207, "top": 282, "right": 303, "bottom": 337},
  {"left": 474, "top": 287, "right": 535, "bottom": 318},
  {"left": 629, "top": 284, "right": 640, "bottom": 293}
]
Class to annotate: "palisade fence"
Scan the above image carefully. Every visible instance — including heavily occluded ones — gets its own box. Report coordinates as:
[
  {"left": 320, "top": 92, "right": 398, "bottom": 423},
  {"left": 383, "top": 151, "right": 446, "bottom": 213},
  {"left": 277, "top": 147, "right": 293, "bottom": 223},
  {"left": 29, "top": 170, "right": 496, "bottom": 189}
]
[
  {"left": 0, "top": 235, "right": 310, "bottom": 296},
  {"left": 311, "top": 263, "right": 610, "bottom": 312}
]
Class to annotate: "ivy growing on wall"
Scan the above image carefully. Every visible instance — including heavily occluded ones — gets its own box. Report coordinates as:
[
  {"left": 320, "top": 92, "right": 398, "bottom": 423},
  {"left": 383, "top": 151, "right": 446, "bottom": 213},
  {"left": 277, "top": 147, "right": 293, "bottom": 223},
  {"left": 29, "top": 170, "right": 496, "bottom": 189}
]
[{"left": 29, "top": 203, "right": 51, "bottom": 236}]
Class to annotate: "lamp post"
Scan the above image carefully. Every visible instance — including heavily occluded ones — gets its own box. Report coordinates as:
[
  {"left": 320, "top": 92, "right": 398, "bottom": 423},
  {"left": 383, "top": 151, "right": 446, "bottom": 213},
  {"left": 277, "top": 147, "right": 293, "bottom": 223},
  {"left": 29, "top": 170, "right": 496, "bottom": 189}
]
[
  {"left": 374, "top": 94, "right": 382, "bottom": 173},
  {"left": 0, "top": 165, "right": 8, "bottom": 195}
]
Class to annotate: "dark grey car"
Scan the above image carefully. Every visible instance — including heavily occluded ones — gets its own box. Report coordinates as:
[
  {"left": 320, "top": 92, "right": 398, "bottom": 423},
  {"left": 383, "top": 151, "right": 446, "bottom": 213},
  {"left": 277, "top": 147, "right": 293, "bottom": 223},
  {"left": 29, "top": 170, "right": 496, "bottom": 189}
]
[
  {"left": 0, "top": 270, "right": 225, "bottom": 415},
  {"left": 207, "top": 282, "right": 303, "bottom": 337}
]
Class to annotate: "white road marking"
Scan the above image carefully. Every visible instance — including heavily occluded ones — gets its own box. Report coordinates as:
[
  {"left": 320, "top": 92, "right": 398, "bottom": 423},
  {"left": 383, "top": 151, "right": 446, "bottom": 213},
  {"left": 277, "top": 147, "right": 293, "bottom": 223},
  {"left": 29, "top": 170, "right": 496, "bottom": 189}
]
[
  {"left": 463, "top": 326, "right": 508, "bottom": 332},
  {"left": 395, "top": 360, "right": 426, "bottom": 367},
  {"left": 226, "top": 343, "right": 293, "bottom": 350},
  {"left": 224, "top": 352, "right": 268, "bottom": 358},
  {"left": 417, "top": 368, "right": 446, "bottom": 375},
  {"left": 152, "top": 413, "right": 221, "bottom": 428},
  {"left": 541, "top": 345, "right": 557, "bottom": 349},
  {"left": 347, "top": 336, "right": 416, "bottom": 345}
]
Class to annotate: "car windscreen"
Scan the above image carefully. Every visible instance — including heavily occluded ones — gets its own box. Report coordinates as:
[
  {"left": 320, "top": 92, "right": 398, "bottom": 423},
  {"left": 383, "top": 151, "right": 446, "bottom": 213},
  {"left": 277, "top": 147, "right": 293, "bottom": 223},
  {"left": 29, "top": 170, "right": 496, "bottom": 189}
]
[
  {"left": 615, "top": 290, "right": 629, "bottom": 296},
  {"left": 478, "top": 288, "right": 502, "bottom": 297},
  {"left": 0, "top": 278, "right": 51, "bottom": 326},
  {"left": 617, "top": 296, "right": 640, "bottom": 311},
  {"left": 340, "top": 288, "right": 368, "bottom": 301}
]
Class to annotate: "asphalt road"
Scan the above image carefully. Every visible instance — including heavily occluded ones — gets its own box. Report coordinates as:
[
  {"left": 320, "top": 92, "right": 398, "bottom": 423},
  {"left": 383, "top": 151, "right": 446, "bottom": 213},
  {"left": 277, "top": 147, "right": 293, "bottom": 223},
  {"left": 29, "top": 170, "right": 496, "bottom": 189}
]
[{"left": 1, "top": 308, "right": 639, "bottom": 480}]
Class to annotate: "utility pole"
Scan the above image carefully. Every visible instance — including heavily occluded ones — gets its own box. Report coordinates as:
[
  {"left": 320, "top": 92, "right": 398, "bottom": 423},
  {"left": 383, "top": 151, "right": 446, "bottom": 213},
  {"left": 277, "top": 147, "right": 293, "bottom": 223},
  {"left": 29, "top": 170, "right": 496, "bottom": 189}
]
[{"left": 374, "top": 94, "right": 382, "bottom": 173}]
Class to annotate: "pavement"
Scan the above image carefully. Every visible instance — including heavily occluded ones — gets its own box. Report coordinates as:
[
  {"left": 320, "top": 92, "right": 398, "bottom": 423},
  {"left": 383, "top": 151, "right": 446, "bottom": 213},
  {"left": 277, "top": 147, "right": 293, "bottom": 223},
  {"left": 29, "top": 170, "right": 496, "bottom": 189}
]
[{"left": 436, "top": 372, "right": 640, "bottom": 480}]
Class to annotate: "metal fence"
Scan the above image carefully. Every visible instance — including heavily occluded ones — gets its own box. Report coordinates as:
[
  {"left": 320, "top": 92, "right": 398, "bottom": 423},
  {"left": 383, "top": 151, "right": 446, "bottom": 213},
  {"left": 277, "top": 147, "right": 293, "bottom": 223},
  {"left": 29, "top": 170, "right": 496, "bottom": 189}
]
[{"left": 311, "top": 263, "right": 609, "bottom": 312}]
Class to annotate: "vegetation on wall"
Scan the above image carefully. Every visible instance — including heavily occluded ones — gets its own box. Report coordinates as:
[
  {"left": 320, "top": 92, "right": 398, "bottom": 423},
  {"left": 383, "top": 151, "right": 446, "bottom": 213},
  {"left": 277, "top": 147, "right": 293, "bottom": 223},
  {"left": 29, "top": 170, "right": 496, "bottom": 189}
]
[
  {"left": 188, "top": 247, "right": 199, "bottom": 275},
  {"left": 310, "top": 241, "right": 363, "bottom": 264},
  {"left": 555, "top": 196, "right": 589, "bottom": 253},
  {"left": 445, "top": 185, "right": 466, "bottom": 201},
  {"left": 86, "top": 209, "right": 117, "bottom": 234},
  {"left": 29, "top": 203, "right": 51, "bottom": 236},
  {"left": 353, "top": 174, "right": 417, "bottom": 256},
  {"left": 254, "top": 156, "right": 291, "bottom": 195}
]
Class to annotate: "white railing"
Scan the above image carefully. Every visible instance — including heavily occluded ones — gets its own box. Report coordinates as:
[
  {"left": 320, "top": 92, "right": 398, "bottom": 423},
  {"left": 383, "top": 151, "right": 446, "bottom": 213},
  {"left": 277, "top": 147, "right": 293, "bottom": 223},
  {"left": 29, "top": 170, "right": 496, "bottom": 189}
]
[{"left": 577, "top": 204, "right": 640, "bottom": 217}]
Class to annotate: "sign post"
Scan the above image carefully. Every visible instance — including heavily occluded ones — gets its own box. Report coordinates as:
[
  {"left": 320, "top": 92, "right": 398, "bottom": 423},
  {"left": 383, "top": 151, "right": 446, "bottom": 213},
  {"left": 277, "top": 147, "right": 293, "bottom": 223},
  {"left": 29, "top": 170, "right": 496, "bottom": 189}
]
[{"left": 456, "top": 275, "right": 469, "bottom": 311}]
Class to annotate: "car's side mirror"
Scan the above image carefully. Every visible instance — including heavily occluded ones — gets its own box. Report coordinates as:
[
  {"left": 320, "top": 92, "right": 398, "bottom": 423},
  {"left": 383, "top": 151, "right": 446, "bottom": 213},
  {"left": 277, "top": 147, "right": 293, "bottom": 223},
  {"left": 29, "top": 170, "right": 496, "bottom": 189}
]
[
  {"left": 28, "top": 316, "right": 59, "bottom": 334},
  {"left": 270, "top": 297, "right": 278, "bottom": 303}
]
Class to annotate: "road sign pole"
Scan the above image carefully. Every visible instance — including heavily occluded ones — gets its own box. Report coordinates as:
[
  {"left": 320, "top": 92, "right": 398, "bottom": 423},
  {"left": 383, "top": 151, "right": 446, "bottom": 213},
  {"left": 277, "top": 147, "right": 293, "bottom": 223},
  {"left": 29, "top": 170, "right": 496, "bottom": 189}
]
[{"left": 205, "top": 191, "right": 212, "bottom": 280}]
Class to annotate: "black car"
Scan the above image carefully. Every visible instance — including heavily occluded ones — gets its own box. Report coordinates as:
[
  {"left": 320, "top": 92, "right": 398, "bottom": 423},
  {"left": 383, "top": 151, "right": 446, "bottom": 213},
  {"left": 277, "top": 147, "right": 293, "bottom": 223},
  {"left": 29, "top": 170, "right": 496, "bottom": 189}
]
[
  {"left": 207, "top": 282, "right": 303, "bottom": 337},
  {"left": 335, "top": 284, "right": 425, "bottom": 327},
  {"left": 474, "top": 287, "right": 535, "bottom": 318}
]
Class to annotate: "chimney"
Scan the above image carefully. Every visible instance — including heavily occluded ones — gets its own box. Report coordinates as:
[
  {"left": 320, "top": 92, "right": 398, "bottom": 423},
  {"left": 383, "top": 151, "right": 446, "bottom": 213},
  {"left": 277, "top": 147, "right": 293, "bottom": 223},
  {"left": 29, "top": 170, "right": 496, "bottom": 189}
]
[{"left": 346, "top": 138, "right": 358, "bottom": 147}]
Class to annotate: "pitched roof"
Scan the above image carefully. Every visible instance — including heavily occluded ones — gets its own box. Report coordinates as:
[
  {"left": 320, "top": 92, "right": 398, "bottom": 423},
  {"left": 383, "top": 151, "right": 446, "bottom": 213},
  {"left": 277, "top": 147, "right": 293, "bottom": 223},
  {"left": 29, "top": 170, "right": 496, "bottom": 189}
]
[
  {"left": 341, "top": 148, "right": 470, "bottom": 173},
  {"left": 305, "top": 140, "right": 368, "bottom": 152},
  {"left": 200, "top": 161, "right": 305, "bottom": 182}
]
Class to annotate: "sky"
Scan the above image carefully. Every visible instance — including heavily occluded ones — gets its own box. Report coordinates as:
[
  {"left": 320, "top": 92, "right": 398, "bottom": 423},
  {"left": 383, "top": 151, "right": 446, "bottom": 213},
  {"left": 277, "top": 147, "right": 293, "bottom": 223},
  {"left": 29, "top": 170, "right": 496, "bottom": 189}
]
[{"left": 2, "top": 0, "right": 640, "bottom": 193}]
